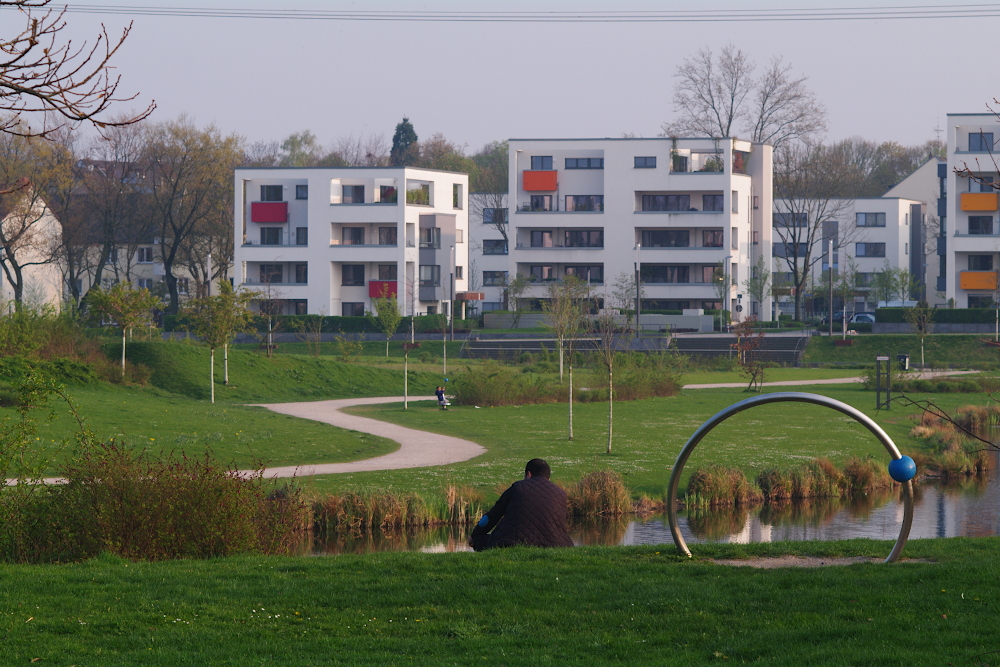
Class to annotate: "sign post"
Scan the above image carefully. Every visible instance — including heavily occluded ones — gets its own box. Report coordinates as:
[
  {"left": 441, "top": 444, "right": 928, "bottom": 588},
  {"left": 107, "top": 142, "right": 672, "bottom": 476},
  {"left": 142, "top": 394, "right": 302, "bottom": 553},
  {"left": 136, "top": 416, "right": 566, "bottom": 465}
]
[{"left": 875, "top": 355, "right": 891, "bottom": 410}]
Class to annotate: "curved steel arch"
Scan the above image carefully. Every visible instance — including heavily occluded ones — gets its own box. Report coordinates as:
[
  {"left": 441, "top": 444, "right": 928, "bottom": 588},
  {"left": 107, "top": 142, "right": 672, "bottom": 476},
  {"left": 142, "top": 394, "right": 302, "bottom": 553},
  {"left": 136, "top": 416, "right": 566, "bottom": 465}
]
[{"left": 666, "top": 392, "right": 914, "bottom": 563}]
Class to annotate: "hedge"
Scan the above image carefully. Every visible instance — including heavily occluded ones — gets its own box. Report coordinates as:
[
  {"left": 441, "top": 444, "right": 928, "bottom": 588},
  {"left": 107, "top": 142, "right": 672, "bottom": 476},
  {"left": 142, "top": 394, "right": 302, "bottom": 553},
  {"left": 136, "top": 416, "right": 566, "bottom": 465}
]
[{"left": 875, "top": 308, "right": 997, "bottom": 324}]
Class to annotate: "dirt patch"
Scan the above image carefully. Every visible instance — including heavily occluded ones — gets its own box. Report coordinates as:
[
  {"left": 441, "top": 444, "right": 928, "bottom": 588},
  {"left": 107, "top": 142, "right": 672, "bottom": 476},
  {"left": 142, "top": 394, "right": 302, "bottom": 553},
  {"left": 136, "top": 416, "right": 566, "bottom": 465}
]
[{"left": 709, "top": 556, "right": 932, "bottom": 569}]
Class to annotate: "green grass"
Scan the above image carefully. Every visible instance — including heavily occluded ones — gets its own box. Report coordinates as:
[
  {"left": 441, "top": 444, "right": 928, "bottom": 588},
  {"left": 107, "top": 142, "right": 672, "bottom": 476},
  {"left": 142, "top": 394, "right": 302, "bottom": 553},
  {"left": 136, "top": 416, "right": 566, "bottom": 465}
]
[
  {"left": 681, "top": 367, "right": 863, "bottom": 385},
  {"left": 230, "top": 339, "right": 469, "bottom": 362},
  {"left": 1, "top": 538, "right": 999, "bottom": 665},
  {"left": 804, "top": 334, "right": 1000, "bottom": 367}
]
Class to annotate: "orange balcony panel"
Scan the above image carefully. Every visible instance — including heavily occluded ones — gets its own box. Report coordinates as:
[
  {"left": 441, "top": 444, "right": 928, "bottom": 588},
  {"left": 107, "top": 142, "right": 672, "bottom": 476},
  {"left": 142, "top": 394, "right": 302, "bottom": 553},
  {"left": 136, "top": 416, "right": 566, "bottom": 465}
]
[
  {"left": 522, "top": 170, "right": 558, "bottom": 191},
  {"left": 959, "top": 271, "right": 998, "bottom": 290},
  {"left": 960, "top": 192, "right": 999, "bottom": 211}
]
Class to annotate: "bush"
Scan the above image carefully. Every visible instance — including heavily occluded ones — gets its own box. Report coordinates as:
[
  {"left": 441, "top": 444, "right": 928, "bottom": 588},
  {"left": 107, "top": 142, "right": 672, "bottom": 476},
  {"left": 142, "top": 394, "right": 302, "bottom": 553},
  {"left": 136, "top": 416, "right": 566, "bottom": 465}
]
[
  {"left": 875, "top": 308, "right": 997, "bottom": 324},
  {"left": 450, "top": 362, "right": 558, "bottom": 407},
  {"left": 566, "top": 470, "right": 631, "bottom": 517}
]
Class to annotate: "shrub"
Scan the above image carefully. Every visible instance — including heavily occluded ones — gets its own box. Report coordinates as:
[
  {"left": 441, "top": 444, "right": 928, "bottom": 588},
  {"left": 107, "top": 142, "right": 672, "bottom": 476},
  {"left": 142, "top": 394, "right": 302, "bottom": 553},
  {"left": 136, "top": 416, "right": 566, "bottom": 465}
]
[
  {"left": 685, "top": 466, "right": 763, "bottom": 507},
  {"left": 566, "top": 470, "right": 631, "bottom": 516},
  {"left": 450, "top": 362, "right": 559, "bottom": 407}
]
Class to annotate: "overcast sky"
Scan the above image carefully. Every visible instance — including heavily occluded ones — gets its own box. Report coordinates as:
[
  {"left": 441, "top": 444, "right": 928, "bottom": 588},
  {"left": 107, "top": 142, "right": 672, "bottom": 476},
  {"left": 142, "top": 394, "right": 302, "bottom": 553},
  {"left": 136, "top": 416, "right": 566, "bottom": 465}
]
[{"left": 37, "top": 1, "right": 1000, "bottom": 152}]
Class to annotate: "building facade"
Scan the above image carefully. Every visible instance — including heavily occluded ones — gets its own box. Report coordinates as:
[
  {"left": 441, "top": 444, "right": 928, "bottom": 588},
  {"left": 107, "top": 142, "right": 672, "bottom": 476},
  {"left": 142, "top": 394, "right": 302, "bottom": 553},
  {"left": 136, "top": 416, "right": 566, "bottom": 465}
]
[
  {"left": 233, "top": 167, "right": 469, "bottom": 317},
  {"left": 481, "top": 138, "right": 773, "bottom": 318}
]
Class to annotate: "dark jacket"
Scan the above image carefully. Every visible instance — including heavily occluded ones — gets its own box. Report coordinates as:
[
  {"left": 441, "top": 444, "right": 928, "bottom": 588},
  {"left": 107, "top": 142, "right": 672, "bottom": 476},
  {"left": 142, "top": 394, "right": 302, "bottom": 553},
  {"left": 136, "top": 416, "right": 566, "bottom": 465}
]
[{"left": 471, "top": 476, "right": 574, "bottom": 549}]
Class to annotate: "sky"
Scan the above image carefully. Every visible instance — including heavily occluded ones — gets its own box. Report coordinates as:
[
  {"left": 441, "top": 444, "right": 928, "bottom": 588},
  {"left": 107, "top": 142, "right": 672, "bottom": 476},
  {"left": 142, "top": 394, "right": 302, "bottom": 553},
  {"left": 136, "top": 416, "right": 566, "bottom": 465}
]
[{"left": 26, "top": 1, "right": 1000, "bottom": 153}]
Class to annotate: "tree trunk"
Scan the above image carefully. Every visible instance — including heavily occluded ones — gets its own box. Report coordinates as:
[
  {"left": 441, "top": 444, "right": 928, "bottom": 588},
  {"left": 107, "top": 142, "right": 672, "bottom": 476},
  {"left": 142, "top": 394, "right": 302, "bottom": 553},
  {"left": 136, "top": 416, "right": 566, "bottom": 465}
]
[
  {"left": 568, "top": 361, "right": 574, "bottom": 440},
  {"left": 403, "top": 353, "right": 409, "bottom": 410},
  {"left": 558, "top": 338, "right": 564, "bottom": 381},
  {"left": 121, "top": 328, "right": 126, "bottom": 378},
  {"left": 606, "top": 367, "right": 613, "bottom": 454},
  {"left": 210, "top": 347, "right": 215, "bottom": 404},
  {"left": 224, "top": 343, "right": 229, "bottom": 385},
  {"left": 386, "top": 336, "right": 390, "bottom": 357}
]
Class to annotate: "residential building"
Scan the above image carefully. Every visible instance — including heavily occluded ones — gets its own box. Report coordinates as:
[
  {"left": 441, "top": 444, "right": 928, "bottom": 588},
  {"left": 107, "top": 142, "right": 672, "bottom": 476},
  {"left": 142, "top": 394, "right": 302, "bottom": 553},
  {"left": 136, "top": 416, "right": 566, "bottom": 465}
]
[
  {"left": 469, "top": 193, "right": 509, "bottom": 312},
  {"left": 883, "top": 157, "right": 945, "bottom": 304},
  {"left": 0, "top": 197, "right": 63, "bottom": 309},
  {"left": 493, "top": 138, "right": 772, "bottom": 318},
  {"left": 233, "top": 167, "right": 469, "bottom": 317},
  {"left": 945, "top": 114, "right": 1000, "bottom": 308}
]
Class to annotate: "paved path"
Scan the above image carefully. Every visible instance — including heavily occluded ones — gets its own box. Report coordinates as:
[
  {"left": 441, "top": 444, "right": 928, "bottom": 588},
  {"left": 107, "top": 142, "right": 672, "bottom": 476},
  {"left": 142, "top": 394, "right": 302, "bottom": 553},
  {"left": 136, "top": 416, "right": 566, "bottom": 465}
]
[
  {"left": 248, "top": 396, "right": 485, "bottom": 479},
  {"left": 682, "top": 369, "right": 980, "bottom": 390}
]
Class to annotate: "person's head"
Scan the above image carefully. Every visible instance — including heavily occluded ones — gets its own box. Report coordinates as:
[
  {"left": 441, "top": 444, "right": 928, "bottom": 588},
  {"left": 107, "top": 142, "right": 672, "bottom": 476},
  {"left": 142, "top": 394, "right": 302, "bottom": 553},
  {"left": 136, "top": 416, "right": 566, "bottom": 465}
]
[
  {"left": 436, "top": 386, "right": 443, "bottom": 391},
  {"left": 524, "top": 458, "right": 551, "bottom": 479}
]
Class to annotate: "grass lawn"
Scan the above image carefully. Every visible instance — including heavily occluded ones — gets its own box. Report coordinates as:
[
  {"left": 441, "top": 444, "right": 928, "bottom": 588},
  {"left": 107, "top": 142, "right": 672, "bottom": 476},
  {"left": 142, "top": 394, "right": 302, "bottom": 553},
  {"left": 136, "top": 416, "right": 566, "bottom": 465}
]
[
  {"left": 804, "top": 333, "right": 1000, "bottom": 368},
  {"left": 681, "top": 367, "right": 863, "bottom": 385},
  {"left": 1, "top": 538, "right": 998, "bottom": 665}
]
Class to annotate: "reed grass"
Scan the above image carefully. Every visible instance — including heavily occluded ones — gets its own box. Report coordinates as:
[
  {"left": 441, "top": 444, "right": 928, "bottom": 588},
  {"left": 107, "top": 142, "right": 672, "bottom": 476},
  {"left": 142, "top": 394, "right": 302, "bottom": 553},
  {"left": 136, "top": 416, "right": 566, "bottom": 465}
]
[
  {"left": 311, "top": 485, "right": 487, "bottom": 535},
  {"left": 565, "top": 470, "right": 631, "bottom": 516}
]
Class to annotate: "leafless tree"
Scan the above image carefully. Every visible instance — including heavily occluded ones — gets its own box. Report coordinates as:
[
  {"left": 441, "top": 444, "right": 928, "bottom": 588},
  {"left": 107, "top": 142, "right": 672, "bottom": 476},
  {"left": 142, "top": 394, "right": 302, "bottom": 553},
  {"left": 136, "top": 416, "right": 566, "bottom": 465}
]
[
  {"left": 542, "top": 276, "right": 589, "bottom": 440},
  {"left": 662, "top": 44, "right": 825, "bottom": 149},
  {"left": 332, "top": 132, "right": 389, "bottom": 167},
  {"left": 0, "top": 0, "right": 154, "bottom": 140},
  {"left": 470, "top": 141, "right": 509, "bottom": 245},
  {"left": 772, "top": 142, "right": 860, "bottom": 320}
]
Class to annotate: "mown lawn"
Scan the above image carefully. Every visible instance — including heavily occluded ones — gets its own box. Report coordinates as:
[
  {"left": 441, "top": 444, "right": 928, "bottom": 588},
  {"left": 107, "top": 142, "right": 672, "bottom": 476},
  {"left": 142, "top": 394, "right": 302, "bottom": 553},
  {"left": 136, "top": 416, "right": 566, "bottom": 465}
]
[
  {"left": 1, "top": 538, "right": 998, "bottom": 666},
  {"left": 803, "top": 333, "right": 1000, "bottom": 368}
]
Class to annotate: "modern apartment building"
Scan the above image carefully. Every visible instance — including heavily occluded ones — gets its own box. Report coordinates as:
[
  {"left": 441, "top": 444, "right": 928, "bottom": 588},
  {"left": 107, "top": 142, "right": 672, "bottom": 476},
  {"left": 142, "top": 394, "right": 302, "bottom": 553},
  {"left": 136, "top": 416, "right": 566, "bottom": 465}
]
[
  {"left": 487, "top": 137, "right": 773, "bottom": 318},
  {"left": 233, "top": 167, "right": 469, "bottom": 317},
  {"left": 945, "top": 114, "right": 1000, "bottom": 308}
]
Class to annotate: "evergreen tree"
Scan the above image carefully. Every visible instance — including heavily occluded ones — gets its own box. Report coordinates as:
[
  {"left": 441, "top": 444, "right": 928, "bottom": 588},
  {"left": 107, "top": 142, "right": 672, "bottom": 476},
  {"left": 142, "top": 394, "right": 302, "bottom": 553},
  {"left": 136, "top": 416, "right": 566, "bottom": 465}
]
[{"left": 389, "top": 117, "right": 418, "bottom": 166}]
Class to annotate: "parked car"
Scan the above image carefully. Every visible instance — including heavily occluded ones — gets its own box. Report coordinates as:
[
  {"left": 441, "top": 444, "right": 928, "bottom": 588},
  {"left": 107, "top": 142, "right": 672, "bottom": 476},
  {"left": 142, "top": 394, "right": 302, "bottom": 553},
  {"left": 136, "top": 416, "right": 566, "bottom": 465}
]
[
  {"left": 850, "top": 312, "right": 876, "bottom": 323},
  {"left": 819, "top": 312, "right": 847, "bottom": 326}
]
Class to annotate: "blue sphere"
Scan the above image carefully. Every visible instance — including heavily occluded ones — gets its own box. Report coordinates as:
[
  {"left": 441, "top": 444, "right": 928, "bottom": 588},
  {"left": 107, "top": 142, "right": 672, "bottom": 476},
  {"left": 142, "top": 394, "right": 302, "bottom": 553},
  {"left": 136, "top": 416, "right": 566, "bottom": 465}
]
[{"left": 888, "top": 455, "right": 917, "bottom": 482}]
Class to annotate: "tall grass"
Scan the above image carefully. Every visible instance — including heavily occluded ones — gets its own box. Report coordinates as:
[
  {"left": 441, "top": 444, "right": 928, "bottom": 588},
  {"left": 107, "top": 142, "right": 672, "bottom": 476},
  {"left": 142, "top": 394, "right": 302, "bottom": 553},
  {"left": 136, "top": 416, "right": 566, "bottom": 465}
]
[
  {"left": 565, "top": 470, "right": 631, "bottom": 516},
  {"left": 908, "top": 405, "right": 997, "bottom": 477},
  {"left": 311, "top": 485, "right": 487, "bottom": 535}
]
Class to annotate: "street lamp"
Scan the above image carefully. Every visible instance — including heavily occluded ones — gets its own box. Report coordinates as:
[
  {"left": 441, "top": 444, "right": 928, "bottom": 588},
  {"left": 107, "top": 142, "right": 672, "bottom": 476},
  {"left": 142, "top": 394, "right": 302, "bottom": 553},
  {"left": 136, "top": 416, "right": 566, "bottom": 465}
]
[
  {"left": 634, "top": 241, "right": 641, "bottom": 340},
  {"left": 723, "top": 254, "right": 732, "bottom": 332}
]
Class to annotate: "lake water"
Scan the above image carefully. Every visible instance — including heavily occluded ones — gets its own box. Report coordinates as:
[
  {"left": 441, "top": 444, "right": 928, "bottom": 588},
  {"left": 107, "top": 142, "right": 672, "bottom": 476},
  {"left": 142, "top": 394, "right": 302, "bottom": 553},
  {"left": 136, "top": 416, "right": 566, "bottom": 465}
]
[{"left": 312, "top": 455, "right": 1000, "bottom": 555}]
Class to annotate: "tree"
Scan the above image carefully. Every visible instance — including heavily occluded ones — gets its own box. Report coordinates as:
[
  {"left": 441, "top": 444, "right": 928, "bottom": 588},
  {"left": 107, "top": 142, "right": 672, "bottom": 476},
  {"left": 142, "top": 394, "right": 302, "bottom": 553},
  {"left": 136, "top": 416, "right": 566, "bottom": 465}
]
[
  {"left": 469, "top": 140, "right": 510, "bottom": 245},
  {"left": 367, "top": 286, "right": 403, "bottom": 357},
  {"left": 772, "top": 141, "right": 859, "bottom": 320},
  {"left": 505, "top": 273, "right": 530, "bottom": 327},
  {"left": 417, "top": 133, "right": 475, "bottom": 173},
  {"left": 389, "top": 117, "right": 418, "bottom": 166},
  {"left": 611, "top": 271, "right": 645, "bottom": 337},
  {"left": 742, "top": 256, "right": 771, "bottom": 318},
  {"left": 732, "top": 316, "right": 766, "bottom": 392},
  {"left": 542, "top": 276, "right": 589, "bottom": 440},
  {"left": 87, "top": 282, "right": 160, "bottom": 378},
  {"left": 145, "top": 117, "right": 243, "bottom": 314},
  {"left": 591, "top": 291, "right": 624, "bottom": 455},
  {"left": 662, "top": 44, "right": 825, "bottom": 149},
  {"left": 0, "top": 0, "right": 154, "bottom": 140},
  {"left": 904, "top": 302, "right": 935, "bottom": 369},
  {"left": 183, "top": 281, "right": 256, "bottom": 403}
]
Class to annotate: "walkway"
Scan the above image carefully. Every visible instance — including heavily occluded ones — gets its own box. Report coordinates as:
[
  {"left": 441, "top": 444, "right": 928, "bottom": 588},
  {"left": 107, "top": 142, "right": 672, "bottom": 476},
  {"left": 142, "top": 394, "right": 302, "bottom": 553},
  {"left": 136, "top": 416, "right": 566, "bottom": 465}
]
[{"left": 248, "top": 396, "right": 486, "bottom": 479}]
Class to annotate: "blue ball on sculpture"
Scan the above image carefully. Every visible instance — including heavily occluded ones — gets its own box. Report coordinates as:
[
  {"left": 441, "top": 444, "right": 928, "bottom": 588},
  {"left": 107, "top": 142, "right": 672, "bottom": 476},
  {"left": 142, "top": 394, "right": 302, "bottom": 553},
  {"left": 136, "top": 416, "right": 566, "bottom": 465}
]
[{"left": 888, "top": 455, "right": 916, "bottom": 482}]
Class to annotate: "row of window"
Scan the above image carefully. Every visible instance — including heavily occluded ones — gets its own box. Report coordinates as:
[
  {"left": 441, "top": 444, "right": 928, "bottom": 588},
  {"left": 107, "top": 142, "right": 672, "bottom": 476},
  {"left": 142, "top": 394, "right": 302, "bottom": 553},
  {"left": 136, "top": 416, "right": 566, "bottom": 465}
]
[
  {"left": 773, "top": 242, "right": 889, "bottom": 258},
  {"left": 641, "top": 194, "right": 725, "bottom": 212},
  {"left": 258, "top": 183, "right": 464, "bottom": 207},
  {"left": 774, "top": 212, "right": 892, "bottom": 228},
  {"left": 526, "top": 155, "right": 736, "bottom": 172}
]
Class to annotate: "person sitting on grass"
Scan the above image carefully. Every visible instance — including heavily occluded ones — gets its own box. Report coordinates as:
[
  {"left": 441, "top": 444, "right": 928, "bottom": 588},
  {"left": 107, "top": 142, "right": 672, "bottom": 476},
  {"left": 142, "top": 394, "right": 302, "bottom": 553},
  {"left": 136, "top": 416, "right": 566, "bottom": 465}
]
[{"left": 469, "top": 458, "right": 574, "bottom": 551}]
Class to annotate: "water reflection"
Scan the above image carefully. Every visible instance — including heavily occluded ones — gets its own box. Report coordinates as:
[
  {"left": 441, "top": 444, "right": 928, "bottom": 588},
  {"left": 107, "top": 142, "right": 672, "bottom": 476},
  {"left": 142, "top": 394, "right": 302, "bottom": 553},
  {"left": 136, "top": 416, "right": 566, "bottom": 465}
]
[{"left": 311, "top": 455, "right": 1000, "bottom": 554}]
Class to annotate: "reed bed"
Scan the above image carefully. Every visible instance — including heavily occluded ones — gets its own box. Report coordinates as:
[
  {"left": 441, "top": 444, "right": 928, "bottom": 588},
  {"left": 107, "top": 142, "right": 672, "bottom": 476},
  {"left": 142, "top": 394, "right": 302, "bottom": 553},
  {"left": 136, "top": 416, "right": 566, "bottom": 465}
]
[
  {"left": 908, "top": 405, "right": 997, "bottom": 478},
  {"left": 311, "top": 485, "right": 487, "bottom": 535},
  {"left": 565, "top": 470, "right": 632, "bottom": 517}
]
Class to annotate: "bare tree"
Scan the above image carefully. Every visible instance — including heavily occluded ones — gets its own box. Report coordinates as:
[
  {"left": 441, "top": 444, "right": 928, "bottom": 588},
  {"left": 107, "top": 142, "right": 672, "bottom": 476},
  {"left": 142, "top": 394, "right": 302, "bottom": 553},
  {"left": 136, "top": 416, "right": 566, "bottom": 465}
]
[
  {"left": 542, "top": 276, "right": 589, "bottom": 440},
  {"left": 470, "top": 141, "right": 509, "bottom": 245},
  {"left": 662, "top": 44, "right": 825, "bottom": 149},
  {"left": 0, "top": 0, "right": 154, "bottom": 140},
  {"left": 772, "top": 142, "right": 859, "bottom": 320},
  {"left": 332, "top": 132, "right": 389, "bottom": 167}
]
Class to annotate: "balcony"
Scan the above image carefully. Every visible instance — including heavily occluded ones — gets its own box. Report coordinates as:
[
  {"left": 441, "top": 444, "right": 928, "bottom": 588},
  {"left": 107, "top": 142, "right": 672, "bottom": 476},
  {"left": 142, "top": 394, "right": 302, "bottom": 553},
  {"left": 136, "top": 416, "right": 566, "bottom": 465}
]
[
  {"left": 960, "top": 192, "right": 999, "bottom": 211},
  {"left": 522, "top": 170, "right": 558, "bottom": 191},
  {"left": 959, "top": 271, "right": 998, "bottom": 290},
  {"left": 369, "top": 280, "right": 398, "bottom": 298},
  {"left": 669, "top": 152, "right": 724, "bottom": 173},
  {"left": 251, "top": 202, "right": 288, "bottom": 223}
]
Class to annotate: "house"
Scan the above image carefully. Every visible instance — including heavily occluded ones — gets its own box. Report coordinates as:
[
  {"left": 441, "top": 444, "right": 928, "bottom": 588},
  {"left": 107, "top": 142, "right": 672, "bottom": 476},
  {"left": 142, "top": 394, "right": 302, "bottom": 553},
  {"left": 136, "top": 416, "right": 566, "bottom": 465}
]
[
  {"left": 233, "top": 167, "right": 470, "bottom": 317},
  {"left": 473, "top": 137, "right": 773, "bottom": 319},
  {"left": 0, "top": 193, "right": 63, "bottom": 310}
]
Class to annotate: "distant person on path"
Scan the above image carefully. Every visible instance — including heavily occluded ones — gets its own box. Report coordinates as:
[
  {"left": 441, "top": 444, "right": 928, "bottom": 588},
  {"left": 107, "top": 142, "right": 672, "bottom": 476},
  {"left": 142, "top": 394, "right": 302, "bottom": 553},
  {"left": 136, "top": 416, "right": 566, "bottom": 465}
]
[
  {"left": 469, "top": 458, "right": 574, "bottom": 551},
  {"left": 435, "top": 386, "right": 449, "bottom": 410}
]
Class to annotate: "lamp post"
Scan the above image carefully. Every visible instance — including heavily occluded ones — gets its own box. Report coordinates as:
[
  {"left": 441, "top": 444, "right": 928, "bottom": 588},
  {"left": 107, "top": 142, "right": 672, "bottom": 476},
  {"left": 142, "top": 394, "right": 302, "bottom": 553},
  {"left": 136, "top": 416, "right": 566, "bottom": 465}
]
[
  {"left": 723, "top": 254, "right": 732, "bottom": 333},
  {"left": 450, "top": 244, "right": 455, "bottom": 342},
  {"left": 634, "top": 242, "right": 641, "bottom": 341},
  {"left": 828, "top": 240, "right": 834, "bottom": 338}
]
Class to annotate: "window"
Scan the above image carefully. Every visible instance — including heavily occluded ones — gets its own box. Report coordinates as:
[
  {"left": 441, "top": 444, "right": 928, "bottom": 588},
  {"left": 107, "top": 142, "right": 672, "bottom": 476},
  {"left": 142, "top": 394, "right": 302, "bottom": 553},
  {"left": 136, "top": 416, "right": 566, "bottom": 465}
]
[
  {"left": 855, "top": 243, "right": 886, "bottom": 257},
  {"left": 483, "top": 208, "right": 507, "bottom": 225},
  {"left": 342, "top": 302, "right": 364, "bottom": 317},
  {"left": 482, "top": 302, "right": 503, "bottom": 312},
  {"left": 731, "top": 227, "right": 739, "bottom": 250},
  {"left": 774, "top": 212, "right": 807, "bottom": 227},
  {"left": 379, "top": 185, "right": 398, "bottom": 203},
  {"left": 259, "top": 264, "right": 283, "bottom": 284},
  {"left": 295, "top": 264, "right": 308, "bottom": 284},
  {"left": 138, "top": 278, "right": 153, "bottom": 290},
  {"left": 565, "top": 195, "right": 603, "bottom": 212},
  {"left": 703, "top": 230, "right": 723, "bottom": 247},
  {"left": 406, "top": 183, "right": 430, "bottom": 205},
  {"left": 752, "top": 230, "right": 759, "bottom": 245},
  {"left": 703, "top": 195, "right": 724, "bottom": 212},
  {"left": 530, "top": 156, "right": 553, "bottom": 170},
  {"left": 260, "top": 228, "right": 282, "bottom": 245},
  {"left": 530, "top": 230, "right": 554, "bottom": 248},
  {"left": 137, "top": 247, "right": 154, "bottom": 263},
  {"left": 671, "top": 155, "right": 689, "bottom": 172},
  {"left": 453, "top": 183, "right": 463, "bottom": 209},
  {"left": 419, "top": 227, "right": 441, "bottom": 248},
  {"left": 419, "top": 265, "right": 440, "bottom": 287},
  {"left": 456, "top": 229, "right": 464, "bottom": 243},
  {"left": 483, "top": 239, "right": 508, "bottom": 255},
  {"left": 856, "top": 212, "right": 886, "bottom": 227},
  {"left": 296, "top": 227, "right": 308, "bottom": 245},
  {"left": 564, "top": 265, "right": 603, "bottom": 283},
  {"left": 970, "top": 216, "right": 994, "bottom": 235},
  {"left": 296, "top": 184, "right": 308, "bottom": 200},
  {"left": 642, "top": 230, "right": 689, "bottom": 248},
  {"left": 969, "top": 295, "right": 996, "bottom": 308},
  {"left": 378, "top": 264, "right": 397, "bottom": 281},
  {"left": 732, "top": 191, "right": 739, "bottom": 213},
  {"left": 565, "top": 230, "right": 604, "bottom": 247},
  {"left": 342, "top": 227, "right": 365, "bottom": 245},
  {"left": 642, "top": 194, "right": 690, "bottom": 211},
  {"left": 969, "top": 255, "right": 994, "bottom": 271},
  {"left": 641, "top": 265, "right": 689, "bottom": 283},
  {"left": 378, "top": 227, "right": 397, "bottom": 245},
  {"left": 634, "top": 156, "right": 656, "bottom": 168},
  {"left": 293, "top": 300, "right": 307, "bottom": 315},
  {"left": 483, "top": 270, "right": 507, "bottom": 286},
  {"left": 703, "top": 266, "right": 720, "bottom": 284},
  {"left": 773, "top": 242, "right": 808, "bottom": 258},
  {"left": 177, "top": 278, "right": 189, "bottom": 294},
  {"left": 529, "top": 265, "right": 556, "bottom": 281},
  {"left": 342, "top": 264, "right": 365, "bottom": 286},
  {"left": 343, "top": 185, "right": 365, "bottom": 204},
  {"left": 260, "top": 185, "right": 282, "bottom": 201},
  {"left": 455, "top": 266, "right": 464, "bottom": 279},
  {"left": 855, "top": 273, "right": 874, "bottom": 287},
  {"left": 970, "top": 132, "right": 994, "bottom": 152},
  {"left": 565, "top": 157, "right": 604, "bottom": 169},
  {"left": 978, "top": 176, "right": 996, "bottom": 192},
  {"left": 529, "top": 195, "right": 552, "bottom": 211}
]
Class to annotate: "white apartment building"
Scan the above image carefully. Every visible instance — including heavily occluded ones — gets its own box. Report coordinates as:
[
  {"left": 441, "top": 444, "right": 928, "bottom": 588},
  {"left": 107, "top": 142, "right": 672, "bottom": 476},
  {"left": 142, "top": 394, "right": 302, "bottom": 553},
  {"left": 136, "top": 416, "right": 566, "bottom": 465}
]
[
  {"left": 772, "top": 197, "right": 924, "bottom": 316},
  {"left": 233, "top": 167, "right": 469, "bottom": 317},
  {"left": 945, "top": 114, "right": 1000, "bottom": 308},
  {"left": 485, "top": 138, "right": 773, "bottom": 318}
]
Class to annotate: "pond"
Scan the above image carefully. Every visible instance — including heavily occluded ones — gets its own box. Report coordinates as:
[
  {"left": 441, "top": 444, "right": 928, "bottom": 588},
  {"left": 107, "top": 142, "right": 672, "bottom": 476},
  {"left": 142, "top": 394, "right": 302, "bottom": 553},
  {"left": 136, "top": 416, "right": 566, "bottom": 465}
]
[{"left": 311, "top": 456, "right": 1000, "bottom": 555}]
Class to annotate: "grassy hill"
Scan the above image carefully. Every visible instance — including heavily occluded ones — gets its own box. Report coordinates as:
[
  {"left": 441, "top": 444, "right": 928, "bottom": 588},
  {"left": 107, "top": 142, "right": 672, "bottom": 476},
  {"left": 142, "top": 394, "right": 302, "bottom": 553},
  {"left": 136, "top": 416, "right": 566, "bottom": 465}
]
[{"left": 803, "top": 334, "right": 1000, "bottom": 367}]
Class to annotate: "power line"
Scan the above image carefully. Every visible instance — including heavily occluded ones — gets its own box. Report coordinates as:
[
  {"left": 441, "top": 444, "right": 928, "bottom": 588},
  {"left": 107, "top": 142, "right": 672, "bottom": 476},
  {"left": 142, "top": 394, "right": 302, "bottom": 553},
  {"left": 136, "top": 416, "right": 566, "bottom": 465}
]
[{"left": 35, "top": 3, "right": 1000, "bottom": 22}]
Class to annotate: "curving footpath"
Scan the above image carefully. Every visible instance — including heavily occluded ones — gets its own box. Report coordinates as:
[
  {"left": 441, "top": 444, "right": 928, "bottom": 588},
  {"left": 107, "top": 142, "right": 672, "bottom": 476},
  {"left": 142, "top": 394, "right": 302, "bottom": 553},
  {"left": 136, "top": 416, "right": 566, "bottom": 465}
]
[{"left": 248, "top": 396, "right": 485, "bottom": 479}]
